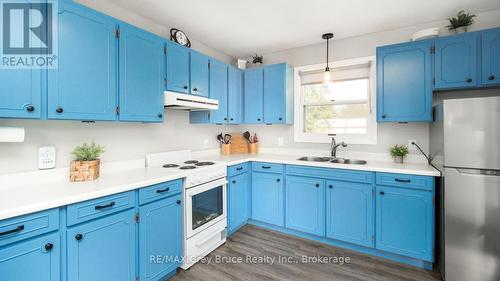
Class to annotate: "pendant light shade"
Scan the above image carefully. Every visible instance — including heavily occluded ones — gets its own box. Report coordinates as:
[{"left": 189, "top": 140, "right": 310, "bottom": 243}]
[{"left": 322, "top": 33, "right": 334, "bottom": 85}]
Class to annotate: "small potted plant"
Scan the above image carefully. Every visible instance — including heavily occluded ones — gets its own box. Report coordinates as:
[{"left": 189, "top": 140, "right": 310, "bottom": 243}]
[
  {"left": 70, "top": 141, "right": 105, "bottom": 182},
  {"left": 447, "top": 10, "right": 476, "bottom": 34},
  {"left": 251, "top": 54, "right": 263, "bottom": 65},
  {"left": 390, "top": 145, "right": 409, "bottom": 164}
]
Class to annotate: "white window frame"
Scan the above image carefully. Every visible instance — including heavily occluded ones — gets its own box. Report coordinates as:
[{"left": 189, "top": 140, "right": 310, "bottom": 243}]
[{"left": 294, "top": 56, "right": 377, "bottom": 145}]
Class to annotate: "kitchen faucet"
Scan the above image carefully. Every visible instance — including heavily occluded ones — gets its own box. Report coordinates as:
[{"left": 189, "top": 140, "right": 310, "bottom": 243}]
[{"left": 331, "top": 136, "right": 347, "bottom": 158}]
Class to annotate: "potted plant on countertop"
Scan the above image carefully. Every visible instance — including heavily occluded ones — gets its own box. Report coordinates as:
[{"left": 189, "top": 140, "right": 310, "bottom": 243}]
[
  {"left": 251, "top": 54, "right": 263, "bottom": 66},
  {"left": 70, "top": 141, "right": 105, "bottom": 182},
  {"left": 390, "top": 145, "right": 409, "bottom": 164},
  {"left": 447, "top": 10, "right": 476, "bottom": 34}
]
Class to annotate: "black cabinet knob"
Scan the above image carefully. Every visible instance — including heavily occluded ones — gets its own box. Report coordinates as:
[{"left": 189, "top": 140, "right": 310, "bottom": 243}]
[
  {"left": 380, "top": 191, "right": 385, "bottom": 195},
  {"left": 224, "top": 118, "right": 228, "bottom": 121},
  {"left": 26, "top": 105, "right": 35, "bottom": 112},
  {"left": 276, "top": 179, "right": 281, "bottom": 182},
  {"left": 315, "top": 184, "right": 320, "bottom": 187},
  {"left": 183, "top": 86, "right": 188, "bottom": 90},
  {"left": 176, "top": 200, "right": 181, "bottom": 205},
  {"left": 232, "top": 180, "right": 236, "bottom": 184},
  {"left": 56, "top": 107, "right": 63, "bottom": 113},
  {"left": 158, "top": 114, "right": 163, "bottom": 118},
  {"left": 193, "top": 88, "right": 198, "bottom": 92},
  {"left": 279, "top": 117, "right": 282, "bottom": 121},
  {"left": 230, "top": 118, "right": 234, "bottom": 121},
  {"left": 75, "top": 234, "right": 83, "bottom": 241},
  {"left": 466, "top": 78, "right": 472, "bottom": 83},
  {"left": 329, "top": 185, "right": 333, "bottom": 189},
  {"left": 382, "top": 114, "right": 386, "bottom": 119},
  {"left": 489, "top": 75, "right": 495, "bottom": 81},
  {"left": 45, "top": 243, "right": 54, "bottom": 251},
  {"left": 257, "top": 118, "right": 261, "bottom": 121}
]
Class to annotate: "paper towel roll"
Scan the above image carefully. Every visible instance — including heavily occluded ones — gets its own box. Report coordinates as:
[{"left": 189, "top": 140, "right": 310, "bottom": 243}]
[{"left": 0, "top": 127, "right": 25, "bottom": 142}]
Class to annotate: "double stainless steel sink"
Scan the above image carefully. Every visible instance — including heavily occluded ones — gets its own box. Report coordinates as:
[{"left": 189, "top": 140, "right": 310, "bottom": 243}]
[{"left": 297, "top": 156, "right": 367, "bottom": 165}]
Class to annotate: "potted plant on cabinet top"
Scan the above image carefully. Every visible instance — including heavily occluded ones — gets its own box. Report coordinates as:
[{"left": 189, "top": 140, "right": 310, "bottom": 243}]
[
  {"left": 447, "top": 10, "right": 476, "bottom": 34},
  {"left": 70, "top": 141, "right": 105, "bottom": 182},
  {"left": 251, "top": 54, "right": 263, "bottom": 66},
  {"left": 390, "top": 145, "right": 409, "bottom": 164}
]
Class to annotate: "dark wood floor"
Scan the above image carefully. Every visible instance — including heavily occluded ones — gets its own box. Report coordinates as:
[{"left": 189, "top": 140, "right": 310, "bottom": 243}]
[{"left": 172, "top": 225, "right": 442, "bottom": 281}]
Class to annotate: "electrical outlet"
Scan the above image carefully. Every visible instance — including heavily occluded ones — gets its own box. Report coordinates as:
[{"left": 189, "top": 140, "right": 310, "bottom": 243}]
[
  {"left": 39, "top": 146, "right": 56, "bottom": 170},
  {"left": 408, "top": 140, "right": 417, "bottom": 151},
  {"left": 278, "top": 137, "right": 284, "bottom": 146}
]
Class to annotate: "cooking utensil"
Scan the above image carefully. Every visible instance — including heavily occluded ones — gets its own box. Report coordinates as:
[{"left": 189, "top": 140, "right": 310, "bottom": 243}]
[
  {"left": 243, "top": 131, "right": 251, "bottom": 143},
  {"left": 224, "top": 134, "right": 232, "bottom": 144},
  {"left": 217, "top": 133, "right": 224, "bottom": 144}
]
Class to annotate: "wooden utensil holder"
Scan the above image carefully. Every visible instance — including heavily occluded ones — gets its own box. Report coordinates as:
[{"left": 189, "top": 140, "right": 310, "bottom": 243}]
[
  {"left": 221, "top": 143, "right": 231, "bottom": 155},
  {"left": 249, "top": 142, "right": 259, "bottom": 154},
  {"left": 70, "top": 160, "right": 100, "bottom": 182}
]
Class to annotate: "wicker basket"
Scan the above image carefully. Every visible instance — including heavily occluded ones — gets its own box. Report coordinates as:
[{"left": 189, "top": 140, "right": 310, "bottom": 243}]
[{"left": 70, "top": 160, "right": 100, "bottom": 182}]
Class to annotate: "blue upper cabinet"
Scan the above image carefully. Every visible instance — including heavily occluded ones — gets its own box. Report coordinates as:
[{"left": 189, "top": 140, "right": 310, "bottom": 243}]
[
  {"left": 376, "top": 186, "right": 434, "bottom": 262},
  {"left": 244, "top": 68, "right": 264, "bottom": 123},
  {"left": 0, "top": 233, "right": 60, "bottom": 281},
  {"left": 263, "top": 63, "right": 294, "bottom": 124},
  {"left": 190, "top": 52, "right": 210, "bottom": 97},
  {"left": 285, "top": 176, "right": 325, "bottom": 236},
  {"left": 166, "top": 41, "right": 190, "bottom": 94},
  {"left": 118, "top": 23, "right": 165, "bottom": 122},
  {"left": 67, "top": 209, "right": 136, "bottom": 281},
  {"left": 228, "top": 172, "right": 250, "bottom": 234},
  {"left": 481, "top": 28, "right": 500, "bottom": 85},
  {"left": 326, "top": 180, "right": 374, "bottom": 248},
  {"left": 0, "top": 68, "right": 43, "bottom": 119},
  {"left": 228, "top": 66, "right": 244, "bottom": 124},
  {"left": 48, "top": 1, "right": 117, "bottom": 121},
  {"left": 139, "top": 195, "right": 182, "bottom": 281},
  {"left": 377, "top": 41, "right": 433, "bottom": 122},
  {"left": 434, "top": 33, "right": 479, "bottom": 89},
  {"left": 209, "top": 60, "right": 229, "bottom": 124}
]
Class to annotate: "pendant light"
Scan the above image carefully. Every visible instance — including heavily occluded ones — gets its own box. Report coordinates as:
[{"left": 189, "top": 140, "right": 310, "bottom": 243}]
[{"left": 322, "top": 33, "right": 334, "bottom": 85}]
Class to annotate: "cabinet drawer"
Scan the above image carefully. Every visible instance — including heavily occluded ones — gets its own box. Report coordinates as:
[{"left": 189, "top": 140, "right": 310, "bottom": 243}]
[
  {"left": 252, "top": 162, "right": 284, "bottom": 174},
  {"left": 0, "top": 209, "right": 59, "bottom": 247},
  {"left": 67, "top": 191, "right": 136, "bottom": 226},
  {"left": 286, "top": 165, "right": 374, "bottom": 184},
  {"left": 376, "top": 173, "right": 434, "bottom": 191},
  {"left": 228, "top": 162, "right": 249, "bottom": 177},
  {"left": 139, "top": 179, "right": 183, "bottom": 205}
]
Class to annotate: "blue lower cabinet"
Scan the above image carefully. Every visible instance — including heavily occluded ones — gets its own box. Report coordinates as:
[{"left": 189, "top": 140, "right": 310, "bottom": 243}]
[
  {"left": 67, "top": 209, "right": 136, "bottom": 281},
  {"left": 376, "top": 186, "right": 434, "bottom": 261},
  {"left": 139, "top": 195, "right": 182, "bottom": 281},
  {"left": 285, "top": 176, "right": 325, "bottom": 236},
  {"left": 251, "top": 172, "right": 284, "bottom": 226},
  {"left": 326, "top": 181, "right": 374, "bottom": 247},
  {"left": 0, "top": 232, "right": 60, "bottom": 281},
  {"left": 228, "top": 172, "right": 250, "bottom": 233}
]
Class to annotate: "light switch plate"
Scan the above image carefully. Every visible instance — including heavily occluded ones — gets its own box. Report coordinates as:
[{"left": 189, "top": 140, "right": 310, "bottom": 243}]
[{"left": 39, "top": 146, "right": 56, "bottom": 170}]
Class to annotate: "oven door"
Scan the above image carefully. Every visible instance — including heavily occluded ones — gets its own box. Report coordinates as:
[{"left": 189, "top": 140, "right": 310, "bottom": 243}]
[{"left": 185, "top": 177, "right": 227, "bottom": 238}]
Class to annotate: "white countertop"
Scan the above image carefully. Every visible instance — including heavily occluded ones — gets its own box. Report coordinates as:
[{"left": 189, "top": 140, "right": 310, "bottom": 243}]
[{"left": 0, "top": 152, "right": 440, "bottom": 221}]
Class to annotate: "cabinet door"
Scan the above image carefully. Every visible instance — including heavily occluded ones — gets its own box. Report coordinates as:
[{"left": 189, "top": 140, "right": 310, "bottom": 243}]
[
  {"left": 228, "top": 172, "right": 250, "bottom": 233},
  {"left": 118, "top": 24, "right": 165, "bottom": 122},
  {"left": 139, "top": 195, "right": 182, "bottom": 281},
  {"left": 228, "top": 67, "right": 243, "bottom": 124},
  {"left": 326, "top": 181, "right": 374, "bottom": 247},
  {"left": 244, "top": 68, "right": 264, "bottom": 123},
  {"left": 67, "top": 209, "right": 136, "bottom": 281},
  {"left": 376, "top": 186, "right": 434, "bottom": 261},
  {"left": 285, "top": 176, "right": 325, "bottom": 236},
  {"left": 264, "top": 64, "right": 286, "bottom": 124},
  {"left": 252, "top": 172, "right": 284, "bottom": 226},
  {"left": 0, "top": 69, "right": 42, "bottom": 119},
  {"left": 190, "top": 52, "right": 210, "bottom": 97},
  {"left": 482, "top": 28, "right": 500, "bottom": 85},
  {"left": 166, "top": 42, "right": 190, "bottom": 93},
  {"left": 209, "top": 60, "right": 228, "bottom": 124},
  {"left": 0, "top": 233, "right": 60, "bottom": 281},
  {"left": 377, "top": 41, "right": 432, "bottom": 122},
  {"left": 48, "top": 1, "right": 117, "bottom": 120},
  {"left": 435, "top": 33, "right": 478, "bottom": 89}
]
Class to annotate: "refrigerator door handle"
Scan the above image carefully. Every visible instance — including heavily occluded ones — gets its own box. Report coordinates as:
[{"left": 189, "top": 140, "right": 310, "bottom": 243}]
[{"left": 448, "top": 167, "right": 500, "bottom": 177}]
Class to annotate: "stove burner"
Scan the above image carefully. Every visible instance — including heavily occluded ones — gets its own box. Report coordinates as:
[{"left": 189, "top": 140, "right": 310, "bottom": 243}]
[
  {"left": 195, "top": 162, "right": 215, "bottom": 166},
  {"left": 180, "top": 166, "right": 197, "bottom": 170},
  {"left": 184, "top": 160, "right": 199, "bottom": 164},
  {"left": 162, "top": 164, "right": 180, "bottom": 168}
]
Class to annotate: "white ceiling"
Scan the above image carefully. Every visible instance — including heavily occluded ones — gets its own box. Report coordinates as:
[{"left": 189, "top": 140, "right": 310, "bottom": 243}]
[{"left": 105, "top": 0, "right": 499, "bottom": 57}]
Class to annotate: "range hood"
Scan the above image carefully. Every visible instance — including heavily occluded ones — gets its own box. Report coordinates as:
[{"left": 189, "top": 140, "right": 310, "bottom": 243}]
[{"left": 164, "top": 91, "right": 219, "bottom": 111}]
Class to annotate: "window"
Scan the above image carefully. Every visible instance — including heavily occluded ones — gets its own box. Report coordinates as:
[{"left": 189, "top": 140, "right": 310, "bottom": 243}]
[{"left": 294, "top": 57, "right": 377, "bottom": 144}]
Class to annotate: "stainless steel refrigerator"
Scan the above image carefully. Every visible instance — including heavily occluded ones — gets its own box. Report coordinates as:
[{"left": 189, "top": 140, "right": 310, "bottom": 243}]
[{"left": 431, "top": 96, "right": 500, "bottom": 281}]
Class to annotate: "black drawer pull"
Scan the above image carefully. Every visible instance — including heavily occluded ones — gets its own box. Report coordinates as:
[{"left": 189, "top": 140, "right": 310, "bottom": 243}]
[
  {"left": 380, "top": 191, "right": 385, "bottom": 195},
  {"left": 236, "top": 167, "right": 243, "bottom": 171},
  {"left": 315, "top": 184, "right": 320, "bottom": 187},
  {"left": 156, "top": 187, "right": 170, "bottom": 194},
  {"left": 394, "top": 178, "right": 411, "bottom": 183},
  {"left": 0, "top": 225, "right": 24, "bottom": 237},
  {"left": 262, "top": 166, "right": 271, "bottom": 169},
  {"left": 94, "top": 202, "right": 115, "bottom": 210},
  {"left": 45, "top": 243, "right": 54, "bottom": 251}
]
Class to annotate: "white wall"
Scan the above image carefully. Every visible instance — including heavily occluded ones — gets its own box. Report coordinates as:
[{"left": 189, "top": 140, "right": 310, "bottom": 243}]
[{"left": 252, "top": 9, "right": 500, "bottom": 155}]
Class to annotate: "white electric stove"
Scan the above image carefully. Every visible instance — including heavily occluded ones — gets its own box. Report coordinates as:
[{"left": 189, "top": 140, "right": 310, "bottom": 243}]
[{"left": 146, "top": 150, "right": 227, "bottom": 269}]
